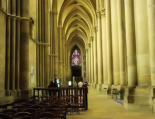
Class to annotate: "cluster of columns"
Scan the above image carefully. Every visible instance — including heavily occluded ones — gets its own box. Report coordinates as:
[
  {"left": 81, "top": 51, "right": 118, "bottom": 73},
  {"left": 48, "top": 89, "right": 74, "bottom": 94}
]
[
  {"left": 57, "top": 25, "right": 67, "bottom": 85},
  {"left": 37, "top": 0, "right": 50, "bottom": 88},
  {"left": 4, "top": 0, "right": 31, "bottom": 96},
  {"left": 50, "top": 0, "right": 59, "bottom": 82},
  {"left": 148, "top": 0, "right": 155, "bottom": 86},
  {"left": 50, "top": 0, "right": 67, "bottom": 85},
  {"left": 87, "top": 0, "right": 155, "bottom": 91}
]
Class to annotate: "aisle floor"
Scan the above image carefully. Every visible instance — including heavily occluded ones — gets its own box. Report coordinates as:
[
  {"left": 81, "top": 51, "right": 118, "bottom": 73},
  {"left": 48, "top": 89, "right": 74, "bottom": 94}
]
[{"left": 67, "top": 87, "right": 155, "bottom": 119}]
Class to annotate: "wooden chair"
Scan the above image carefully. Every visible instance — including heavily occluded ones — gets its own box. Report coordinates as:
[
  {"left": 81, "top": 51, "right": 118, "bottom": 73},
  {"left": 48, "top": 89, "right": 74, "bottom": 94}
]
[
  {"left": 13, "top": 104, "right": 25, "bottom": 111},
  {"left": 13, "top": 112, "right": 32, "bottom": 119},
  {"left": 2, "top": 109, "right": 16, "bottom": 117},
  {"left": 0, "top": 113, "right": 10, "bottom": 119},
  {"left": 23, "top": 108, "right": 36, "bottom": 118},
  {"left": 29, "top": 104, "right": 42, "bottom": 108},
  {"left": 44, "top": 108, "right": 66, "bottom": 119},
  {"left": 39, "top": 112, "right": 60, "bottom": 119}
]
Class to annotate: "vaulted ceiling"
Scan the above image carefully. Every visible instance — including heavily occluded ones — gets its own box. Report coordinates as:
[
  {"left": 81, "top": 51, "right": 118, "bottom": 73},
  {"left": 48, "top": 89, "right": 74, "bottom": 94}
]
[{"left": 57, "top": 0, "right": 97, "bottom": 49}]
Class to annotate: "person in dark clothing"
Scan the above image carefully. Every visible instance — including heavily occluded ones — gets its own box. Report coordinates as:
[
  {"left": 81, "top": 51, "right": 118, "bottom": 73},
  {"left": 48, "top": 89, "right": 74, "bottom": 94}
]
[
  {"left": 48, "top": 78, "right": 58, "bottom": 88},
  {"left": 48, "top": 80, "right": 55, "bottom": 88},
  {"left": 48, "top": 78, "right": 58, "bottom": 96}
]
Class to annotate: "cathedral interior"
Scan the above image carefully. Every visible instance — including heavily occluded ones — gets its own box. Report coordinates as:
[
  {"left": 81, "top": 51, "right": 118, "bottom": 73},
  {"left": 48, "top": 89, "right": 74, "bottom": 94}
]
[{"left": 0, "top": 0, "right": 155, "bottom": 118}]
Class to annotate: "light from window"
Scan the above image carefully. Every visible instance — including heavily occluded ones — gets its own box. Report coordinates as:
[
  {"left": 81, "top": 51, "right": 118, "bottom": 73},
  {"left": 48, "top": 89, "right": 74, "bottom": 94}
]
[{"left": 71, "top": 49, "right": 81, "bottom": 66}]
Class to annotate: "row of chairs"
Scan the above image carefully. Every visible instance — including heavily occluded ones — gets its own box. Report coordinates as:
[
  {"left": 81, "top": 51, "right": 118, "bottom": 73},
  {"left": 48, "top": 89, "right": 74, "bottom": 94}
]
[{"left": 0, "top": 97, "right": 67, "bottom": 119}]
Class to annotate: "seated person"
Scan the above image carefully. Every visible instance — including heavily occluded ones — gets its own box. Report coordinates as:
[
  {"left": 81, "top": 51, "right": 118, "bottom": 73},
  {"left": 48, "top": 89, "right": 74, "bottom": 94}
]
[{"left": 78, "top": 81, "right": 83, "bottom": 88}]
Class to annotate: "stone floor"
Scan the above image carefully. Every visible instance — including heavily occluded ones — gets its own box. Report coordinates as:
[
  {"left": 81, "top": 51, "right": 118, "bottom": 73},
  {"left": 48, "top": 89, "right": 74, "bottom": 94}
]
[{"left": 67, "top": 87, "right": 155, "bottom": 119}]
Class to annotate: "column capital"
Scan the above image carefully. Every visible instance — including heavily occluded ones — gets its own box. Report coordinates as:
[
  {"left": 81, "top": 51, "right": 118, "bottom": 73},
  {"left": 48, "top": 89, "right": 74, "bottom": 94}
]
[
  {"left": 101, "top": 9, "right": 106, "bottom": 16},
  {"left": 86, "top": 42, "right": 91, "bottom": 48},
  {"left": 85, "top": 48, "right": 89, "bottom": 54},
  {"left": 88, "top": 43, "right": 91, "bottom": 48},
  {"left": 96, "top": 10, "right": 100, "bottom": 14},
  {"left": 96, "top": 10, "right": 100, "bottom": 17},
  {"left": 90, "top": 36, "right": 94, "bottom": 42}
]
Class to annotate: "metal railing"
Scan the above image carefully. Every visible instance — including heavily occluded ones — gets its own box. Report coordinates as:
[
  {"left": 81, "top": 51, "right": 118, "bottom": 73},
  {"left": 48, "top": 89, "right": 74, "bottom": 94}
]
[{"left": 33, "top": 87, "right": 88, "bottom": 110}]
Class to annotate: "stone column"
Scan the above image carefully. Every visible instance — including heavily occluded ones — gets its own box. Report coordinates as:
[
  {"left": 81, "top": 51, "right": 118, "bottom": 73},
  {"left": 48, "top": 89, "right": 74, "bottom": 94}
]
[
  {"left": 5, "top": 17, "right": 11, "bottom": 92},
  {"left": 41, "top": 0, "right": 45, "bottom": 87},
  {"left": 5, "top": 0, "right": 11, "bottom": 93},
  {"left": 20, "top": 0, "right": 30, "bottom": 90},
  {"left": 50, "top": 9, "right": 57, "bottom": 80},
  {"left": 93, "top": 31, "right": 98, "bottom": 87},
  {"left": 49, "top": 11, "right": 53, "bottom": 80},
  {"left": 37, "top": 0, "right": 42, "bottom": 87},
  {"left": 96, "top": 11, "right": 103, "bottom": 90},
  {"left": 43, "top": 0, "right": 50, "bottom": 87},
  {"left": 10, "top": 19, "right": 16, "bottom": 90},
  {"left": 10, "top": 0, "right": 16, "bottom": 91},
  {"left": 16, "top": 0, "right": 21, "bottom": 91},
  {"left": 85, "top": 47, "right": 89, "bottom": 81},
  {"left": 105, "top": 0, "right": 113, "bottom": 86},
  {"left": 88, "top": 43, "right": 92, "bottom": 83},
  {"left": 101, "top": 9, "right": 108, "bottom": 86},
  {"left": 111, "top": 0, "right": 120, "bottom": 86},
  {"left": 134, "top": 0, "right": 150, "bottom": 86},
  {"left": 53, "top": 11, "right": 58, "bottom": 78},
  {"left": 117, "top": 0, "right": 126, "bottom": 86},
  {"left": 58, "top": 25, "right": 63, "bottom": 84},
  {"left": 124, "top": 0, "right": 137, "bottom": 87},
  {"left": 91, "top": 36, "right": 94, "bottom": 84},
  {"left": 148, "top": 0, "right": 155, "bottom": 86},
  {"left": 63, "top": 39, "right": 67, "bottom": 84},
  {"left": 16, "top": 18, "right": 20, "bottom": 91},
  {"left": 62, "top": 36, "right": 66, "bottom": 84}
]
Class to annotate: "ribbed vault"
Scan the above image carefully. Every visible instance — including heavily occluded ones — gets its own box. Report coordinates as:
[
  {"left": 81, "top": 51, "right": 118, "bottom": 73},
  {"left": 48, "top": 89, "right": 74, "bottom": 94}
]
[
  {"left": 56, "top": 0, "right": 96, "bottom": 81},
  {"left": 58, "top": 0, "right": 96, "bottom": 47}
]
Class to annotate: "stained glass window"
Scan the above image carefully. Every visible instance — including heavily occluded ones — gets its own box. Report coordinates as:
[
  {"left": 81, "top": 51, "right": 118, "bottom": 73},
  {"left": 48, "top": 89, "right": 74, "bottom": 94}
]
[{"left": 71, "top": 49, "right": 81, "bottom": 66}]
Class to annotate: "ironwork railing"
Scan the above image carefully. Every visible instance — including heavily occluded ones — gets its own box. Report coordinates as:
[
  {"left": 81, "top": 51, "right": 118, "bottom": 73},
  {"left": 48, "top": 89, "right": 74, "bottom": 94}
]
[{"left": 33, "top": 87, "right": 88, "bottom": 110}]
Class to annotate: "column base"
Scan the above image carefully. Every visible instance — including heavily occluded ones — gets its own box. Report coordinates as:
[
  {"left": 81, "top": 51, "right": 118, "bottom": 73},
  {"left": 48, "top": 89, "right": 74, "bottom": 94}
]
[
  {"left": 96, "top": 84, "right": 102, "bottom": 91},
  {"left": 0, "top": 90, "right": 15, "bottom": 105},
  {"left": 10, "top": 90, "right": 18, "bottom": 96},
  {"left": 5, "top": 89, "right": 24, "bottom": 97},
  {"left": 0, "top": 89, "right": 32, "bottom": 105},
  {"left": 124, "top": 86, "right": 153, "bottom": 112},
  {"left": 92, "top": 82, "right": 98, "bottom": 88},
  {"left": 88, "top": 83, "right": 93, "bottom": 86}
]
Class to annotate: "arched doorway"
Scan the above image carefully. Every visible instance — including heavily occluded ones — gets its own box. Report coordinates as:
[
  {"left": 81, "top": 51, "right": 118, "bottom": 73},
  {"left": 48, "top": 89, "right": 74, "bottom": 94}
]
[{"left": 71, "top": 46, "right": 83, "bottom": 83}]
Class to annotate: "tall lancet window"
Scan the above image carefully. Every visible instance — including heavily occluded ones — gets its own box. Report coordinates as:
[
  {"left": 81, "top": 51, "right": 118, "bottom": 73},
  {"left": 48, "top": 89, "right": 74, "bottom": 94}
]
[{"left": 71, "top": 49, "right": 81, "bottom": 66}]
